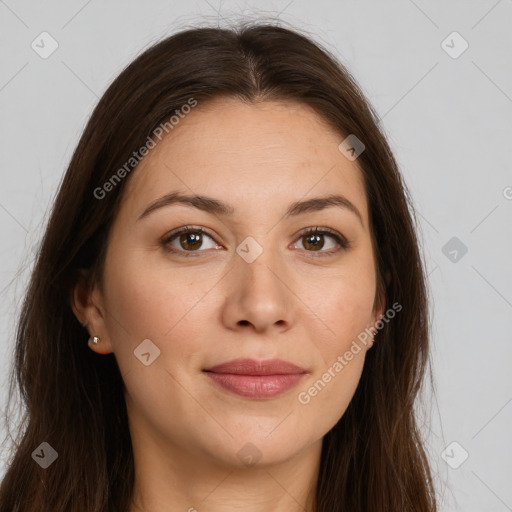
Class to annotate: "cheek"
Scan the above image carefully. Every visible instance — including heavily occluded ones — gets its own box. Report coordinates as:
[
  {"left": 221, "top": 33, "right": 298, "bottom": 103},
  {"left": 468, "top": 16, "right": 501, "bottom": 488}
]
[
  {"left": 303, "top": 259, "right": 377, "bottom": 354},
  {"left": 294, "top": 275, "right": 374, "bottom": 437},
  {"left": 102, "top": 248, "right": 218, "bottom": 374},
  {"left": 298, "top": 353, "right": 365, "bottom": 444}
]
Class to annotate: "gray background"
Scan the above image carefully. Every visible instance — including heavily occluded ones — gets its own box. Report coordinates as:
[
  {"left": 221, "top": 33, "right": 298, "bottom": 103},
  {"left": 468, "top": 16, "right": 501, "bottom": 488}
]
[{"left": 1, "top": 1, "right": 511, "bottom": 510}]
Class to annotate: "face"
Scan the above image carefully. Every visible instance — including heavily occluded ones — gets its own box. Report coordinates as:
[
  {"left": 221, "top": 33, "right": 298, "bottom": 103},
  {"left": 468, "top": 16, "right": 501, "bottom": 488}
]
[{"left": 74, "top": 97, "right": 384, "bottom": 471}]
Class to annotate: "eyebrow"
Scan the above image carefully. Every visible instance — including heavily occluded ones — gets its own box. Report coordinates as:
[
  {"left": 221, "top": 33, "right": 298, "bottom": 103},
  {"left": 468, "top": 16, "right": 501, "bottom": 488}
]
[{"left": 137, "top": 191, "right": 364, "bottom": 226}]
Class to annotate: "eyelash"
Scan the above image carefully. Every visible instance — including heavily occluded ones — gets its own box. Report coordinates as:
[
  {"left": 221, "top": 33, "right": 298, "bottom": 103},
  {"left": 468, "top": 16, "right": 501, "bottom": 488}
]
[{"left": 160, "top": 225, "right": 350, "bottom": 258}]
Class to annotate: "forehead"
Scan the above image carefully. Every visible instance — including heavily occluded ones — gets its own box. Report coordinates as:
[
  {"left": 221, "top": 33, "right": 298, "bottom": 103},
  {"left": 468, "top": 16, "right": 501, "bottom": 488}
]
[{"left": 120, "top": 97, "right": 368, "bottom": 225}]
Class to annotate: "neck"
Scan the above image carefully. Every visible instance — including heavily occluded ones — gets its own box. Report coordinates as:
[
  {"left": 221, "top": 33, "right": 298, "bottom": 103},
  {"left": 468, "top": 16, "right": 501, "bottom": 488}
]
[{"left": 128, "top": 434, "right": 321, "bottom": 512}]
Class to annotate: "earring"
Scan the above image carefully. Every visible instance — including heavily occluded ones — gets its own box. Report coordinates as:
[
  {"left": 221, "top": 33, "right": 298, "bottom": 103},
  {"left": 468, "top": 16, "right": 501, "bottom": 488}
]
[{"left": 89, "top": 336, "right": 100, "bottom": 345}]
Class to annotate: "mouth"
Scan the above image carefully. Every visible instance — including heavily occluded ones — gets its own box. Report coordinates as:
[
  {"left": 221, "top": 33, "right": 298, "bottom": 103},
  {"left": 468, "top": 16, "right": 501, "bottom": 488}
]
[{"left": 202, "top": 358, "right": 307, "bottom": 399}]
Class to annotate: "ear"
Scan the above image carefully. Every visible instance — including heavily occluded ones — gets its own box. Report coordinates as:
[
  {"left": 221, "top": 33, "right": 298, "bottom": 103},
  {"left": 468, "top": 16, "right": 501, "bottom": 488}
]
[
  {"left": 70, "top": 268, "right": 114, "bottom": 355},
  {"left": 369, "top": 271, "right": 388, "bottom": 334},
  {"left": 371, "top": 291, "right": 385, "bottom": 326}
]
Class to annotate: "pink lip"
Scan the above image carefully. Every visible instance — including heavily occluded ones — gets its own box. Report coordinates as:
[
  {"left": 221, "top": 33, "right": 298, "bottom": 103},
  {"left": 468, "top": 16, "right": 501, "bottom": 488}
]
[{"left": 203, "top": 358, "right": 307, "bottom": 399}]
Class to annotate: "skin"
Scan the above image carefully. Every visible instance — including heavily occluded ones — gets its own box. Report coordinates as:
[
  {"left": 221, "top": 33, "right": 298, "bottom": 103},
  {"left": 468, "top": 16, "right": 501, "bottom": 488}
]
[{"left": 72, "top": 97, "right": 385, "bottom": 512}]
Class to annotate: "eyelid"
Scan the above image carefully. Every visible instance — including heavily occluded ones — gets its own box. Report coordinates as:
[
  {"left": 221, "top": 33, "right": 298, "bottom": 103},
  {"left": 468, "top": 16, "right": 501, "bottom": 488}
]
[
  {"left": 162, "top": 225, "right": 214, "bottom": 241},
  {"left": 161, "top": 225, "right": 350, "bottom": 256},
  {"left": 292, "top": 226, "right": 350, "bottom": 255},
  {"left": 160, "top": 225, "right": 220, "bottom": 257}
]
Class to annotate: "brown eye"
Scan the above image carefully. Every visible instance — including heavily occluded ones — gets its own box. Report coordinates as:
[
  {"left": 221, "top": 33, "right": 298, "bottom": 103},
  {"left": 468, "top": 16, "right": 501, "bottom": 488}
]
[
  {"left": 162, "top": 226, "right": 220, "bottom": 255},
  {"left": 178, "top": 231, "right": 203, "bottom": 251},
  {"left": 302, "top": 232, "right": 325, "bottom": 251},
  {"left": 293, "top": 227, "right": 349, "bottom": 256}
]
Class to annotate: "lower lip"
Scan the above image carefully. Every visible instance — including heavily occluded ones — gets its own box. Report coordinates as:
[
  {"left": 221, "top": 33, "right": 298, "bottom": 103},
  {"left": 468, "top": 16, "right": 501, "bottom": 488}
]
[{"left": 204, "top": 372, "right": 305, "bottom": 399}]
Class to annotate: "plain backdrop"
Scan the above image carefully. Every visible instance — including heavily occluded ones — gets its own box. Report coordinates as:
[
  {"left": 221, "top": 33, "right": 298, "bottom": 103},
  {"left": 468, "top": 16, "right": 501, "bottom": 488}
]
[{"left": 1, "top": 1, "right": 511, "bottom": 510}]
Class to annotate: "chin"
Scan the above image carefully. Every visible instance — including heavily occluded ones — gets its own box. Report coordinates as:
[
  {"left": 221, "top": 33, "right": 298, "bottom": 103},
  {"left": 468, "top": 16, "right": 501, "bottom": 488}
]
[{"left": 208, "top": 427, "right": 309, "bottom": 469}]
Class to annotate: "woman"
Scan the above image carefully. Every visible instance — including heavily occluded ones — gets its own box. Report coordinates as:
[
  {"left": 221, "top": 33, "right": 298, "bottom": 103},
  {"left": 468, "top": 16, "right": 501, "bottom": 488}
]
[{"left": 0, "top": 21, "right": 437, "bottom": 512}]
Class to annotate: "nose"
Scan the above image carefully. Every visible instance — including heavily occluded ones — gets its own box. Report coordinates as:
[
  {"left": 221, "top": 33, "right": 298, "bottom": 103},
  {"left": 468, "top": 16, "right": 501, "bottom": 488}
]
[{"left": 221, "top": 246, "right": 295, "bottom": 334}]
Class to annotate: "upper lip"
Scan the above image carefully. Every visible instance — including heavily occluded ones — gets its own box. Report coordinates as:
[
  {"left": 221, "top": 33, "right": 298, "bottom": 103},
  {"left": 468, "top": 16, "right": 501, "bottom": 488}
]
[{"left": 203, "top": 358, "right": 307, "bottom": 375}]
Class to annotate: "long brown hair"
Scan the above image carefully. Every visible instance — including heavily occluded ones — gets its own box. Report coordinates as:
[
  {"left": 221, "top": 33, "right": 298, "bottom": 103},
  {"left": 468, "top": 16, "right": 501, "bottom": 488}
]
[{"left": 0, "top": 21, "right": 437, "bottom": 511}]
